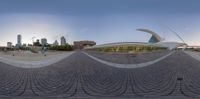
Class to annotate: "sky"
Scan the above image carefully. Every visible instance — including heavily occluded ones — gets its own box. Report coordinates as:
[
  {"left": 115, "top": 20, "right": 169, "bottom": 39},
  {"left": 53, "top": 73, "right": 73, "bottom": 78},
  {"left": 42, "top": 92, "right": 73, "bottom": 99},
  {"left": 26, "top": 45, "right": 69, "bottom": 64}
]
[{"left": 0, "top": 0, "right": 200, "bottom": 46}]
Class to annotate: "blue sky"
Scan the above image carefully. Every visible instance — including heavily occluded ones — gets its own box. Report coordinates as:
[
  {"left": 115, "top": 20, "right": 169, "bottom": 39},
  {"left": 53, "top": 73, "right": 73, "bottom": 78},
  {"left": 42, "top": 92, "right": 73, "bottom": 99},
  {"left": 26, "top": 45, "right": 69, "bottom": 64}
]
[{"left": 0, "top": 0, "right": 200, "bottom": 46}]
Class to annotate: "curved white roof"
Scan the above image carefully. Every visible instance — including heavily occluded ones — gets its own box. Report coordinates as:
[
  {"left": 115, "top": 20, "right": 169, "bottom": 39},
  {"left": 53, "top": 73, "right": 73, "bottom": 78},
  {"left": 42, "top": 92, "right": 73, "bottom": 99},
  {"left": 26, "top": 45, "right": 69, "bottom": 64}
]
[
  {"left": 85, "top": 41, "right": 186, "bottom": 50},
  {"left": 136, "top": 28, "right": 162, "bottom": 42},
  {"left": 84, "top": 42, "right": 161, "bottom": 49},
  {"left": 84, "top": 28, "right": 186, "bottom": 50}
]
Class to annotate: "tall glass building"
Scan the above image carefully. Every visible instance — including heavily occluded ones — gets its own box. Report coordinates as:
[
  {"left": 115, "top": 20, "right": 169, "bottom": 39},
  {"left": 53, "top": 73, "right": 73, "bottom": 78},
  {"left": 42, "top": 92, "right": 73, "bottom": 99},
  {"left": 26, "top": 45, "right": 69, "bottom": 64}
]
[{"left": 17, "top": 34, "right": 22, "bottom": 47}]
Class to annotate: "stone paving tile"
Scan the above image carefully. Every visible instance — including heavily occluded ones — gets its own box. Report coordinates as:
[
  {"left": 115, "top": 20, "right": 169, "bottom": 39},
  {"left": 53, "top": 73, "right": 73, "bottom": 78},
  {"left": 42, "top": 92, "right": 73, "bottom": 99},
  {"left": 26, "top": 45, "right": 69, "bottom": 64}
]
[{"left": 0, "top": 51, "right": 199, "bottom": 99}]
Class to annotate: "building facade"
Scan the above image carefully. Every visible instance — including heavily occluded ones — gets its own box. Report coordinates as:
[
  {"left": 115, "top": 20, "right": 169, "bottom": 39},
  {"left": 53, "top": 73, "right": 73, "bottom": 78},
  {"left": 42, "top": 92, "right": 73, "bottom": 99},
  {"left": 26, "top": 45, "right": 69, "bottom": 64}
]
[
  {"left": 60, "top": 36, "right": 66, "bottom": 45},
  {"left": 17, "top": 34, "right": 22, "bottom": 47},
  {"left": 41, "top": 38, "right": 47, "bottom": 46},
  {"left": 53, "top": 40, "right": 59, "bottom": 46},
  {"left": 7, "top": 42, "right": 12, "bottom": 48},
  {"left": 73, "top": 40, "right": 96, "bottom": 49}
]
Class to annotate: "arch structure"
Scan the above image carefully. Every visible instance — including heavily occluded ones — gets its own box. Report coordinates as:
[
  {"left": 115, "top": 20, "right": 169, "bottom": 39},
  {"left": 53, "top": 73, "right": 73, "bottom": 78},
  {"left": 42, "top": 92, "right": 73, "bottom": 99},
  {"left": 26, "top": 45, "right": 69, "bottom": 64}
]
[{"left": 136, "top": 28, "right": 162, "bottom": 43}]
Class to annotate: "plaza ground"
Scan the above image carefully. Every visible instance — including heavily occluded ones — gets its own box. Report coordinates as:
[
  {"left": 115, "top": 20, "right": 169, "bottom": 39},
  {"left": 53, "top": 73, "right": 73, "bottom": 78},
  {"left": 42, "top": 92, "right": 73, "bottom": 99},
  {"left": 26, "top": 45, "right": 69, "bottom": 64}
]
[
  {"left": 0, "top": 51, "right": 72, "bottom": 61},
  {"left": 0, "top": 50, "right": 200, "bottom": 98}
]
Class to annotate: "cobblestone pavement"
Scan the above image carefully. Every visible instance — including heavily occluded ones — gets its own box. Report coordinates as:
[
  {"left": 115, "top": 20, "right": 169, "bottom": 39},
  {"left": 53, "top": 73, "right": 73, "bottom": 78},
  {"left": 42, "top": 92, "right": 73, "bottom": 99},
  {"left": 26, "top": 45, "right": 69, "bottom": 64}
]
[
  {"left": 85, "top": 50, "right": 170, "bottom": 64},
  {"left": 0, "top": 51, "right": 199, "bottom": 99}
]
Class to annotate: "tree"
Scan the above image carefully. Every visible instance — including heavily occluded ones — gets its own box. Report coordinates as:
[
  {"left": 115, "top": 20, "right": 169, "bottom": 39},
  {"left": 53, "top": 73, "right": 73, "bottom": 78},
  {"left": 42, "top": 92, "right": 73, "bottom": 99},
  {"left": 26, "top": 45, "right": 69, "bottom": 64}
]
[{"left": 49, "top": 44, "right": 73, "bottom": 51}]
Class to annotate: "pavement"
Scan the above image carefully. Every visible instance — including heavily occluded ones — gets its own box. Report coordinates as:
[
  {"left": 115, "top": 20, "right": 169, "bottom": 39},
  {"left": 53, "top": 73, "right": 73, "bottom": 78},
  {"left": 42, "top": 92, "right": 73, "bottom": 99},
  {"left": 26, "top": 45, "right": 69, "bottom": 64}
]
[
  {"left": 82, "top": 51, "right": 174, "bottom": 68},
  {"left": 85, "top": 50, "right": 171, "bottom": 64},
  {"left": 0, "top": 51, "right": 75, "bottom": 68},
  {"left": 0, "top": 50, "right": 199, "bottom": 99},
  {"left": 184, "top": 50, "right": 200, "bottom": 62}
]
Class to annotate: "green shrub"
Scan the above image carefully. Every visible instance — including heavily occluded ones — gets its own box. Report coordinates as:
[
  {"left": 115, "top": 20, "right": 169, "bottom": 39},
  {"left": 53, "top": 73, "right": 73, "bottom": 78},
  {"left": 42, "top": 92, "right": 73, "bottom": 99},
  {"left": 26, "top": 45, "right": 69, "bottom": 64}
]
[{"left": 49, "top": 44, "right": 73, "bottom": 51}]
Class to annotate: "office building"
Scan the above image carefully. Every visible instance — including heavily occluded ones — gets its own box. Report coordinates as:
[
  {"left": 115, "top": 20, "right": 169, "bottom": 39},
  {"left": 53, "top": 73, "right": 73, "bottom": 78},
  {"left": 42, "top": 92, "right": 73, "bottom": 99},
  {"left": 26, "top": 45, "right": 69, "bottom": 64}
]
[
  {"left": 74, "top": 40, "right": 96, "bottom": 49},
  {"left": 41, "top": 38, "right": 47, "bottom": 46},
  {"left": 7, "top": 42, "right": 12, "bottom": 48},
  {"left": 17, "top": 34, "right": 22, "bottom": 47},
  {"left": 61, "top": 36, "right": 66, "bottom": 45},
  {"left": 53, "top": 40, "right": 59, "bottom": 46}
]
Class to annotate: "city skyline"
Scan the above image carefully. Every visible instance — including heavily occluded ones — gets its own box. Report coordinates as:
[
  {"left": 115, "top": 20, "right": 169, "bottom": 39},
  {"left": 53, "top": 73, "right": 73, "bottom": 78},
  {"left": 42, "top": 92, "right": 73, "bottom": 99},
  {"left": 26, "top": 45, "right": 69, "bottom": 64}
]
[
  {"left": 5, "top": 34, "right": 69, "bottom": 47},
  {"left": 0, "top": 0, "right": 200, "bottom": 46}
]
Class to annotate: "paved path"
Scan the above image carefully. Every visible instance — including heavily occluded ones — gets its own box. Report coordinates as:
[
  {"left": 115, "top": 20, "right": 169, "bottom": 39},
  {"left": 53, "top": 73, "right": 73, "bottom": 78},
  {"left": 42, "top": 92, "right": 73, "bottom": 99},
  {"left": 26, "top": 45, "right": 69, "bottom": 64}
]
[
  {"left": 82, "top": 51, "right": 175, "bottom": 68},
  {"left": 184, "top": 50, "right": 200, "bottom": 62},
  {"left": 0, "top": 51, "right": 199, "bottom": 98},
  {"left": 0, "top": 51, "right": 75, "bottom": 68}
]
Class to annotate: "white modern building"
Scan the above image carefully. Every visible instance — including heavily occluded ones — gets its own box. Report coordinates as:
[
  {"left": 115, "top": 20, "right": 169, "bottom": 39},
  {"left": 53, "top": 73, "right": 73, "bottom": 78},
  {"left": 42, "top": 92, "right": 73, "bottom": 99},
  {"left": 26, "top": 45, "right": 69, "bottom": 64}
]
[
  {"left": 85, "top": 28, "right": 187, "bottom": 50},
  {"left": 61, "top": 36, "right": 66, "bottom": 45}
]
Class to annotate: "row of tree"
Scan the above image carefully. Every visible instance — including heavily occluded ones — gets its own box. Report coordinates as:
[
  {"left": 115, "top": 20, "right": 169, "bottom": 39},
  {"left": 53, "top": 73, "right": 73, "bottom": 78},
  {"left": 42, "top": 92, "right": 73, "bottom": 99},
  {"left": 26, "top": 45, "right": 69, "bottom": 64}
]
[
  {"left": 49, "top": 44, "right": 73, "bottom": 51},
  {"left": 89, "top": 45, "right": 168, "bottom": 53},
  {"left": 3, "top": 44, "right": 73, "bottom": 52}
]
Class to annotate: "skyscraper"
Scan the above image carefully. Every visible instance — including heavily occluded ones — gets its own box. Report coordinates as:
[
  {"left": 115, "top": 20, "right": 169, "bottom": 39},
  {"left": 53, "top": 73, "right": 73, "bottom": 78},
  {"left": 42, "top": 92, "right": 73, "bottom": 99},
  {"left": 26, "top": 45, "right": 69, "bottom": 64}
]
[
  {"left": 60, "top": 36, "right": 66, "bottom": 45},
  {"left": 41, "top": 38, "right": 47, "bottom": 46},
  {"left": 53, "top": 40, "right": 59, "bottom": 46},
  {"left": 17, "top": 34, "right": 22, "bottom": 47},
  {"left": 7, "top": 42, "right": 12, "bottom": 48}
]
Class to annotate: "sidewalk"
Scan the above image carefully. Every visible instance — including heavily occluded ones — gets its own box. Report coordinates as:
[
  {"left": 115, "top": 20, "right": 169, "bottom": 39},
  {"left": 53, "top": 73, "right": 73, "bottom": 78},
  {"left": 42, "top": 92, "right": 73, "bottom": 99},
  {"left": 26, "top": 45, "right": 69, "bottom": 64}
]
[
  {"left": 184, "top": 50, "right": 200, "bottom": 61},
  {"left": 82, "top": 51, "right": 174, "bottom": 68},
  {"left": 0, "top": 51, "right": 75, "bottom": 68}
]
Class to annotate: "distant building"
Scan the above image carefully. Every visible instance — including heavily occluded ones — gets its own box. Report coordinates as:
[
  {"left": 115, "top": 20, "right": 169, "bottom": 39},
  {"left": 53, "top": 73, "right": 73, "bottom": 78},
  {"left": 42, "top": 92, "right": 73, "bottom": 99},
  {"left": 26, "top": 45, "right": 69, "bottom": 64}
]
[
  {"left": 41, "top": 38, "right": 47, "bottom": 46},
  {"left": 61, "top": 36, "right": 66, "bottom": 45},
  {"left": 28, "top": 44, "right": 33, "bottom": 46},
  {"left": 73, "top": 40, "right": 96, "bottom": 49},
  {"left": 33, "top": 39, "right": 41, "bottom": 46},
  {"left": 22, "top": 43, "right": 27, "bottom": 47},
  {"left": 36, "top": 39, "right": 39, "bottom": 43},
  {"left": 16, "top": 34, "right": 22, "bottom": 48},
  {"left": 53, "top": 40, "right": 59, "bottom": 46},
  {"left": 7, "top": 42, "right": 12, "bottom": 48}
]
